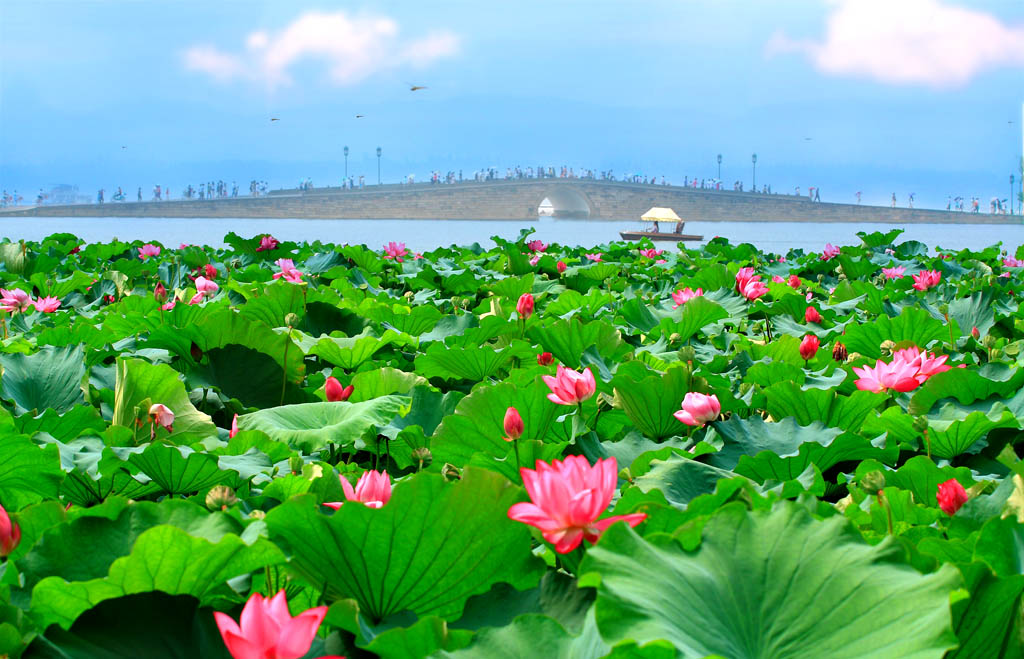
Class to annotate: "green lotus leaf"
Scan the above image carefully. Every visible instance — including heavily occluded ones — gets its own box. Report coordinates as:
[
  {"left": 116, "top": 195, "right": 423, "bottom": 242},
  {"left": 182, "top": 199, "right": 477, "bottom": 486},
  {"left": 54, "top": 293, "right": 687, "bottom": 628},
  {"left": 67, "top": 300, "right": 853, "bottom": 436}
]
[
  {"left": 310, "top": 329, "right": 401, "bottom": 370},
  {"left": 843, "top": 306, "right": 951, "bottom": 359},
  {"left": 439, "top": 610, "right": 610, "bottom": 659},
  {"left": 611, "top": 366, "right": 692, "bottom": 440},
  {"left": 415, "top": 342, "right": 513, "bottom": 381},
  {"left": 764, "top": 381, "right": 885, "bottom": 431},
  {"left": 127, "top": 443, "right": 232, "bottom": 495},
  {"left": 527, "top": 317, "right": 629, "bottom": 368},
  {"left": 0, "top": 345, "right": 86, "bottom": 414},
  {"left": 579, "top": 503, "right": 961, "bottom": 658},
  {"left": 111, "top": 357, "right": 217, "bottom": 443},
  {"left": 236, "top": 396, "right": 408, "bottom": 452},
  {"left": 0, "top": 432, "right": 64, "bottom": 510}
]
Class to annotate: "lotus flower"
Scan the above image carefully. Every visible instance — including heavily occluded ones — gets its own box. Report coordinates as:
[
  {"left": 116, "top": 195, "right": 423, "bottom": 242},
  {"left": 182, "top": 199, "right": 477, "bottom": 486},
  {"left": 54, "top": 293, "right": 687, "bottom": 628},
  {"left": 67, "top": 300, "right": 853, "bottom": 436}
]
[
  {"left": 204, "top": 264, "right": 218, "bottom": 279},
  {"left": 852, "top": 359, "right": 921, "bottom": 393},
  {"left": 937, "top": 479, "right": 968, "bottom": 516},
  {"left": 739, "top": 278, "right": 769, "bottom": 301},
  {"left": 542, "top": 365, "right": 596, "bottom": 405},
  {"left": 516, "top": 293, "right": 534, "bottom": 319},
  {"left": 822, "top": 243, "right": 840, "bottom": 260},
  {"left": 772, "top": 275, "right": 785, "bottom": 284},
  {"left": 0, "top": 288, "right": 33, "bottom": 313},
  {"left": 138, "top": 243, "right": 161, "bottom": 260},
  {"left": 256, "top": 235, "right": 280, "bottom": 252},
  {"left": 229, "top": 413, "right": 239, "bottom": 439},
  {"left": 584, "top": 253, "right": 603, "bottom": 262},
  {"left": 148, "top": 403, "right": 174, "bottom": 435},
  {"left": 804, "top": 306, "right": 822, "bottom": 324},
  {"left": 735, "top": 267, "right": 757, "bottom": 293},
  {"left": 971, "top": 326, "right": 980, "bottom": 339},
  {"left": 912, "top": 270, "right": 941, "bottom": 291},
  {"left": 383, "top": 242, "right": 408, "bottom": 262},
  {"left": 324, "top": 376, "right": 353, "bottom": 402},
  {"left": 537, "top": 351, "right": 554, "bottom": 366},
  {"left": 33, "top": 296, "right": 60, "bottom": 313},
  {"left": 788, "top": 274, "right": 800, "bottom": 289},
  {"left": 639, "top": 248, "right": 663, "bottom": 259},
  {"left": 214, "top": 591, "right": 329, "bottom": 659},
  {"left": 0, "top": 503, "right": 20, "bottom": 558},
  {"left": 154, "top": 282, "right": 167, "bottom": 303},
  {"left": 556, "top": 261, "right": 567, "bottom": 273},
  {"left": 527, "top": 240, "right": 548, "bottom": 253},
  {"left": 325, "top": 470, "right": 392, "bottom": 510},
  {"left": 507, "top": 456, "right": 646, "bottom": 553},
  {"left": 671, "top": 287, "right": 703, "bottom": 308},
  {"left": 892, "top": 346, "right": 951, "bottom": 383},
  {"left": 503, "top": 406, "right": 524, "bottom": 441},
  {"left": 881, "top": 266, "right": 906, "bottom": 279},
  {"left": 799, "top": 334, "right": 820, "bottom": 361},
  {"left": 161, "top": 299, "right": 177, "bottom": 311},
  {"left": 1003, "top": 257, "right": 1024, "bottom": 268},
  {"left": 272, "top": 259, "right": 304, "bottom": 283},
  {"left": 69, "top": 245, "right": 82, "bottom": 254},
  {"left": 529, "top": 255, "right": 541, "bottom": 266},
  {"left": 673, "top": 392, "right": 720, "bottom": 427},
  {"left": 189, "top": 276, "right": 219, "bottom": 304}
]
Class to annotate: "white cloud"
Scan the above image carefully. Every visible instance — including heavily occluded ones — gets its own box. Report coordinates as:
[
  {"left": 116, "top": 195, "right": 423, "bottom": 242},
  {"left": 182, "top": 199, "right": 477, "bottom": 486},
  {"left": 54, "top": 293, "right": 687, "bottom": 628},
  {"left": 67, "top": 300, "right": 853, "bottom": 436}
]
[
  {"left": 766, "top": 0, "right": 1024, "bottom": 87},
  {"left": 183, "top": 10, "right": 459, "bottom": 88}
]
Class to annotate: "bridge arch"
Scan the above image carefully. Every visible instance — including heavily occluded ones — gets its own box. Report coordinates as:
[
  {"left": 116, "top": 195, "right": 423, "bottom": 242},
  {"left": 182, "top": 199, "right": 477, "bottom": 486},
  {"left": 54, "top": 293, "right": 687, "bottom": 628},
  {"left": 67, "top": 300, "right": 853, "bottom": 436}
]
[{"left": 536, "top": 186, "right": 592, "bottom": 218}]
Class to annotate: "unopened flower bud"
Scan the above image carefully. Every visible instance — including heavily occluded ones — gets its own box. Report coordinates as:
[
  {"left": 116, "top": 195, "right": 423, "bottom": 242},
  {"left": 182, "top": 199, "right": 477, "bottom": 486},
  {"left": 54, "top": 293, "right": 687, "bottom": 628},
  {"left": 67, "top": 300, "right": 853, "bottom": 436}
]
[
  {"left": 206, "top": 485, "right": 239, "bottom": 511},
  {"left": 284, "top": 313, "right": 299, "bottom": 328},
  {"left": 860, "top": 470, "right": 886, "bottom": 495},
  {"left": 971, "top": 326, "right": 980, "bottom": 340},
  {"left": 0, "top": 504, "right": 21, "bottom": 558},
  {"left": 503, "top": 406, "right": 524, "bottom": 441},
  {"left": 154, "top": 282, "right": 167, "bottom": 303}
]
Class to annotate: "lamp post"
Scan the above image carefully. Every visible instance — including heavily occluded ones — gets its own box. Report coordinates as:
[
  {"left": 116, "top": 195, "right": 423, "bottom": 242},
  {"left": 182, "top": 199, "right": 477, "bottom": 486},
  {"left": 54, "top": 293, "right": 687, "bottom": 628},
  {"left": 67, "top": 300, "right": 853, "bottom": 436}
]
[
  {"left": 343, "top": 146, "right": 349, "bottom": 181},
  {"left": 751, "top": 153, "right": 757, "bottom": 191},
  {"left": 717, "top": 154, "right": 722, "bottom": 182},
  {"left": 1012, "top": 174, "right": 1016, "bottom": 215},
  {"left": 376, "top": 147, "right": 382, "bottom": 185}
]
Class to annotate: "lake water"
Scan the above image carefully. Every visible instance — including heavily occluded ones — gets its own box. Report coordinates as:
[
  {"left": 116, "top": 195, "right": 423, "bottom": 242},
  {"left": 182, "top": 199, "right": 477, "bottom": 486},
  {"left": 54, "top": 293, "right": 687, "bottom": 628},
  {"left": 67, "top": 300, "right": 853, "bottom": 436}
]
[{"left": 0, "top": 216, "right": 1021, "bottom": 253}]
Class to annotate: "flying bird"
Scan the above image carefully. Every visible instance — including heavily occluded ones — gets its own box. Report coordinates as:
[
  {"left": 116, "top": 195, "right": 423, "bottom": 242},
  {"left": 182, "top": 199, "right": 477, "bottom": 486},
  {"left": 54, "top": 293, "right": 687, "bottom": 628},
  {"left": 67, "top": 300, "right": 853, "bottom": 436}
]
[
  {"left": 355, "top": 114, "right": 365, "bottom": 119},
  {"left": 409, "top": 84, "right": 427, "bottom": 91},
  {"left": 270, "top": 117, "right": 280, "bottom": 122},
  {"left": 803, "top": 137, "right": 813, "bottom": 141},
  {"left": 121, "top": 146, "right": 127, "bottom": 149}
]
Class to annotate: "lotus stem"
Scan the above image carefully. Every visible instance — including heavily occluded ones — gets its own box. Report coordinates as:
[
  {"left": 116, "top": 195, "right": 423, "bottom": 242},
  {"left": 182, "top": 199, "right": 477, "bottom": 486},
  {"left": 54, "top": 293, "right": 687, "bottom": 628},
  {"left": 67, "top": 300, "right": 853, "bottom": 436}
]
[
  {"left": 944, "top": 312, "right": 954, "bottom": 350},
  {"left": 513, "top": 437, "right": 521, "bottom": 474},
  {"left": 924, "top": 428, "right": 932, "bottom": 461},
  {"left": 279, "top": 326, "right": 291, "bottom": 407}
]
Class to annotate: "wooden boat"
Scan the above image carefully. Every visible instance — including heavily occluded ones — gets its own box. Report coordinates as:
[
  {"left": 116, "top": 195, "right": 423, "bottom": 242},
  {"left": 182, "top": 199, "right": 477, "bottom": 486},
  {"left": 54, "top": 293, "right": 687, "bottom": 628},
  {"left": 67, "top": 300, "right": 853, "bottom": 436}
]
[
  {"left": 620, "top": 206, "right": 703, "bottom": 242},
  {"left": 619, "top": 229, "right": 703, "bottom": 242}
]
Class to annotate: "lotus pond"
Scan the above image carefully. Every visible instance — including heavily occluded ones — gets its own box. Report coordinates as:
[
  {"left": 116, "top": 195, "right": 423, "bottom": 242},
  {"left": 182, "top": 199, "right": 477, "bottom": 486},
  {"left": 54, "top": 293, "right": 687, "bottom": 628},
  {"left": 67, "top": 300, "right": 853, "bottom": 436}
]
[{"left": 0, "top": 229, "right": 1022, "bottom": 658}]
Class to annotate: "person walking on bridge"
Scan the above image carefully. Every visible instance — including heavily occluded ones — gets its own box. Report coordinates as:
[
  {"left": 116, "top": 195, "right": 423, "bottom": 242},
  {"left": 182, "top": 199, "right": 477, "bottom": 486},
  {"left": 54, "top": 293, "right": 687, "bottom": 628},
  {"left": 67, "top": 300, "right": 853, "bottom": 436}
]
[{"left": 891, "top": 193, "right": 897, "bottom": 208}]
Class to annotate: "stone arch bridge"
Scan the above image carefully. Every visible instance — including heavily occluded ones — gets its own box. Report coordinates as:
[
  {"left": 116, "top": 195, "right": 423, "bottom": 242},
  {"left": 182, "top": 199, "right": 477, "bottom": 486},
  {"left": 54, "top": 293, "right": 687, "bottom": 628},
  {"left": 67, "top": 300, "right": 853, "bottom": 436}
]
[{"left": 0, "top": 179, "right": 1008, "bottom": 224}]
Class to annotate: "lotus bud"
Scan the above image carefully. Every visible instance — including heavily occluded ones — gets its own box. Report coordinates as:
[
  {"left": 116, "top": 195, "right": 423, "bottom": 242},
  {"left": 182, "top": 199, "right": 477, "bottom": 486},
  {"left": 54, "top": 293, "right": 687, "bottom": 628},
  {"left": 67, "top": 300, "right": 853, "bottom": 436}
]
[
  {"left": 284, "top": 313, "right": 300, "bottom": 328},
  {"left": 248, "top": 510, "right": 266, "bottom": 521},
  {"left": 832, "top": 341, "right": 848, "bottom": 362},
  {"left": 289, "top": 456, "right": 304, "bottom": 475},
  {"left": 537, "top": 351, "right": 554, "bottom": 366},
  {"left": 860, "top": 470, "right": 886, "bottom": 495},
  {"left": 804, "top": 306, "right": 823, "bottom": 324},
  {"left": 879, "top": 340, "right": 896, "bottom": 356},
  {"left": 0, "top": 503, "right": 21, "bottom": 558},
  {"left": 556, "top": 261, "right": 567, "bottom": 274},
  {"left": 503, "top": 406, "right": 524, "bottom": 441},
  {"left": 411, "top": 447, "right": 433, "bottom": 469},
  {"left": 799, "top": 334, "right": 820, "bottom": 361},
  {"left": 404, "top": 290, "right": 414, "bottom": 298},
  {"left": 154, "top": 282, "right": 167, "bottom": 303},
  {"left": 515, "top": 293, "right": 535, "bottom": 320},
  {"left": 441, "top": 463, "right": 461, "bottom": 482},
  {"left": 971, "top": 326, "right": 980, "bottom": 340},
  {"left": 206, "top": 485, "right": 239, "bottom": 511},
  {"left": 937, "top": 479, "right": 968, "bottom": 515}
]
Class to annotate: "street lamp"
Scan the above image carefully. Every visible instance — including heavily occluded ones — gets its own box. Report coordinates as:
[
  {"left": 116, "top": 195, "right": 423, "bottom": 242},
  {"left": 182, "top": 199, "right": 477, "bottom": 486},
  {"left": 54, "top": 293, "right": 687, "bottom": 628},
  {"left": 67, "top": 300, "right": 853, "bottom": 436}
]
[
  {"left": 343, "top": 146, "right": 349, "bottom": 181},
  {"left": 376, "top": 147, "right": 382, "bottom": 185},
  {"left": 751, "top": 153, "right": 757, "bottom": 191},
  {"left": 717, "top": 154, "right": 722, "bottom": 182}
]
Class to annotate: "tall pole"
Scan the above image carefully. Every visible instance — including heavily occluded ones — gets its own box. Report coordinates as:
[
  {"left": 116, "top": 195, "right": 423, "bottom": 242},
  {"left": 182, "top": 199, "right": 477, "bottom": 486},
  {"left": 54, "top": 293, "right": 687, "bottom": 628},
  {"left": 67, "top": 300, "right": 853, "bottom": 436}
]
[
  {"left": 344, "top": 146, "right": 349, "bottom": 181},
  {"left": 751, "top": 153, "right": 757, "bottom": 191},
  {"left": 717, "top": 154, "right": 722, "bottom": 182},
  {"left": 376, "top": 147, "right": 382, "bottom": 185},
  {"left": 1012, "top": 174, "right": 1016, "bottom": 215}
]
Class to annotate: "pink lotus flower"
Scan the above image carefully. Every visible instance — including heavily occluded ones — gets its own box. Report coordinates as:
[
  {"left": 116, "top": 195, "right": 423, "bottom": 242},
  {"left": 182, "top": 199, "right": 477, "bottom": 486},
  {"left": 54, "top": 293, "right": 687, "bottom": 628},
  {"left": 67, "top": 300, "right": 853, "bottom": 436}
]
[
  {"left": 179, "top": 243, "right": 191, "bottom": 250},
  {"left": 882, "top": 266, "right": 906, "bottom": 279},
  {"left": 892, "top": 346, "right": 951, "bottom": 383},
  {"left": 508, "top": 456, "right": 646, "bottom": 553},
  {"left": 805, "top": 291, "right": 813, "bottom": 301},
  {"left": 33, "top": 296, "right": 60, "bottom": 313},
  {"left": 516, "top": 293, "right": 535, "bottom": 319},
  {"left": 556, "top": 261, "right": 567, "bottom": 273},
  {"left": 1003, "top": 257, "right": 1024, "bottom": 268},
  {"left": 204, "top": 264, "right": 218, "bottom": 279},
  {"left": 529, "top": 255, "right": 541, "bottom": 266},
  {"left": 214, "top": 591, "right": 329, "bottom": 659},
  {"left": 154, "top": 282, "right": 167, "bottom": 303},
  {"left": 799, "top": 334, "right": 820, "bottom": 361},
  {"left": 822, "top": 243, "right": 840, "bottom": 260},
  {"left": 804, "top": 306, "right": 822, "bottom": 324},
  {"left": 229, "top": 413, "right": 239, "bottom": 439},
  {"left": 324, "top": 376, "right": 353, "bottom": 402},
  {"left": 777, "top": 255, "right": 786, "bottom": 263},
  {"left": 272, "top": 259, "right": 304, "bottom": 283},
  {"left": 383, "top": 242, "right": 409, "bottom": 262},
  {"left": 256, "top": 235, "right": 280, "bottom": 252},
  {"left": 138, "top": 243, "right": 161, "bottom": 260},
  {"left": 912, "top": 270, "right": 941, "bottom": 291},
  {"left": 671, "top": 287, "right": 703, "bottom": 308},
  {"left": 788, "top": 274, "right": 801, "bottom": 289},
  {"left": 937, "top": 479, "right": 968, "bottom": 516},
  {"left": 771, "top": 275, "right": 785, "bottom": 284},
  {"left": 189, "top": 276, "right": 219, "bottom": 304},
  {"left": 0, "top": 503, "right": 21, "bottom": 558},
  {"left": 161, "top": 299, "right": 177, "bottom": 311},
  {"left": 503, "top": 406, "right": 524, "bottom": 442},
  {"left": 852, "top": 359, "right": 921, "bottom": 393},
  {"left": 639, "top": 248, "right": 663, "bottom": 259},
  {"left": 584, "top": 253, "right": 603, "bottom": 262},
  {"left": 542, "top": 365, "right": 596, "bottom": 405},
  {"left": 735, "top": 267, "right": 757, "bottom": 293},
  {"left": 527, "top": 240, "right": 548, "bottom": 253},
  {"left": 1000, "top": 272, "right": 1012, "bottom": 278},
  {"left": 673, "top": 392, "right": 720, "bottom": 427},
  {"left": 148, "top": 403, "right": 174, "bottom": 436},
  {"left": 739, "top": 278, "right": 769, "bottom": 301},
  {"left": 414, "top": 252, "right": 424, "bottom": 260},
  {"left": 0, "top": 288, "right": 33, "bottom": 313},
  {"left": 325, "top": 470, "right": 392, "bottom": 510},
  {"left": 537, "top": 351, "right": 554, "bottom": 366}
]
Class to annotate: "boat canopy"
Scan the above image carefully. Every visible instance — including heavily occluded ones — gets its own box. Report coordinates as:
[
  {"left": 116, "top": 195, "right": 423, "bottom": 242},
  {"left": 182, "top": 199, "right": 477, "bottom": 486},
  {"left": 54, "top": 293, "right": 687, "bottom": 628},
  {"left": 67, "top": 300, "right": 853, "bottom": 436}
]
[{"left": 641, "top": 207, "right": 681, "bottom": 222}]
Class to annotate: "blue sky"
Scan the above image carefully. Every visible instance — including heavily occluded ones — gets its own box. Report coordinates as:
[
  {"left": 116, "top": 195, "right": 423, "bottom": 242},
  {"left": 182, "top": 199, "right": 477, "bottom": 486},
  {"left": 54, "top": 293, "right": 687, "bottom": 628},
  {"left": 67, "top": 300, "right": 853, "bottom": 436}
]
[{"left": 1, "top": 0, "right": 1022, "bottom": 209}]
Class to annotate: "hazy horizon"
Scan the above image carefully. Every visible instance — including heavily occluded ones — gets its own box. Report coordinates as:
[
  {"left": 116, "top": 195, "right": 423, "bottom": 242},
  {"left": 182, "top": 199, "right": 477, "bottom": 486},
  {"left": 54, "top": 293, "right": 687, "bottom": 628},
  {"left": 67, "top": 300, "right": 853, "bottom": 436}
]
[{"left": 2, "top": 1, "right": 1023, "bottom": 210}]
